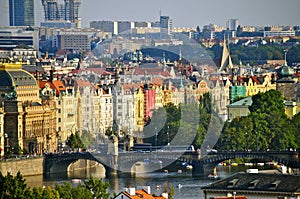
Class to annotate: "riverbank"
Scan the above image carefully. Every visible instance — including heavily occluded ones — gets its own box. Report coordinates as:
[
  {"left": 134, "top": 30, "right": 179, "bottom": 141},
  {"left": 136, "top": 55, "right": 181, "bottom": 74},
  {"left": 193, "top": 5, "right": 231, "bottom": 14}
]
[{"left": 0, "top": 156, "right": 44, "bottom": 176}]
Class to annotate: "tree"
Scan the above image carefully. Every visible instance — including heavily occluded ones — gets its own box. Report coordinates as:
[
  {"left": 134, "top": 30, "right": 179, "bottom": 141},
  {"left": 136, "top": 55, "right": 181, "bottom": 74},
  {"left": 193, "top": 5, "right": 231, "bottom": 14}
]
[
  {"left": 66, "top": 132, "right": 84, "bottom": 151},
  {"left": 0, "top": 172, "right": 32, "bottom": 199},
  {"left": 217, "top": 90, "right": 297, "bottom": 151}
]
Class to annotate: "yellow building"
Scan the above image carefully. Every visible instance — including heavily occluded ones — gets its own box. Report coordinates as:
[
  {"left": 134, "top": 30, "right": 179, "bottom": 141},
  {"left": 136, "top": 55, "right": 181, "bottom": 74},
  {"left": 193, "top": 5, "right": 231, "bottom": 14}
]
[
  {"left": 135, "top": 86, "right": 144, "bottom": 131},
  {"left": 0, "top": 63, "right": 57, "bottom": 155},
  {"left": 284, "top": 101, "right": 300, "bottom": 118},
  {"left": 244, "top": 75, "right": 276, "bottom": 96}
]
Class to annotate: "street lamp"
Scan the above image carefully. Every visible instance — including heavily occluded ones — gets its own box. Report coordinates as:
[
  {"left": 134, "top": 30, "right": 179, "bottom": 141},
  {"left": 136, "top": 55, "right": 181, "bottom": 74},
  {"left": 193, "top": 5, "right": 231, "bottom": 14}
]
[
  {"left": 155, "top": 126, "right": 158, "bottom": 152},
  {"left": 4, "top": 133, "right": 9, "bottom": 157},
  {"left": 167, "top": 125, "right": 170, "bottom": 146}
]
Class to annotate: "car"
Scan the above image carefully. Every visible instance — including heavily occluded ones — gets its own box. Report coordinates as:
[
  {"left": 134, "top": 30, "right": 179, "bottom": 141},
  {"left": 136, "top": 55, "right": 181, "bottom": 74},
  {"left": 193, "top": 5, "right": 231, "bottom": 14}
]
[{"left": 207, "top": 149, "right": 218, "bottom": 153}]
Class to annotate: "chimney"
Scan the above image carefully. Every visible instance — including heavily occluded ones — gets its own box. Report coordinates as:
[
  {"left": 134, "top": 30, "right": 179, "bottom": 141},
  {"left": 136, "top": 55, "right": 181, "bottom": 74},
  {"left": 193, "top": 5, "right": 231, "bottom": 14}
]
[{"left": 128, "top": 188, "right": 135, "bottom": 196}]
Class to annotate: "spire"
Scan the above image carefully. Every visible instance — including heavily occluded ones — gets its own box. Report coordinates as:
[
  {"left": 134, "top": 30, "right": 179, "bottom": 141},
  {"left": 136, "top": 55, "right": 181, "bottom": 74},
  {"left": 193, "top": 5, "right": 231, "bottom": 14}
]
[
  {"left": 180, "top": 77, "right": 184, "bottom": 89},
  {"left": 284, "top": 50, "right": 288, "bottom": 66},
  {"left": 219, "top": 36, "right": 233, "bottom": 72},
  {"left": 179, "top": 48, "right": 182, "bottom": 61}
]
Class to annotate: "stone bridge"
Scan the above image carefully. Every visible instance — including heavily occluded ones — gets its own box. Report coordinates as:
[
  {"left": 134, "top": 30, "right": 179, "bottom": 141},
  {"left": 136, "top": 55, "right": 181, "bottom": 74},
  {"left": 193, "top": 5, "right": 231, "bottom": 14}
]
[
  {"left": 192, "top": 150, "right": 300, "bottom": 176},
  {"left": 44, "top": 150, "right": 300, "bottom": 177}
]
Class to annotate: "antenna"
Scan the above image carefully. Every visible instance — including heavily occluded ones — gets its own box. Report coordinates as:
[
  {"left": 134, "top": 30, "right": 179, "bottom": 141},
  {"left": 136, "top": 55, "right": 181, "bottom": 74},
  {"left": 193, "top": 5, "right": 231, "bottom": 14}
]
[{"left": 159, "top": 10, "right": 161, "bottom": 18}]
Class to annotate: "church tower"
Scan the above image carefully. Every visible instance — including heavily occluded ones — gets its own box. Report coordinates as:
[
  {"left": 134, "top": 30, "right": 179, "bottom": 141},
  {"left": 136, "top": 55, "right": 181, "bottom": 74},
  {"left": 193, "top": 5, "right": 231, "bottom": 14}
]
[{"left": 276, "top": 52, "right": 295, "bottom": 101}]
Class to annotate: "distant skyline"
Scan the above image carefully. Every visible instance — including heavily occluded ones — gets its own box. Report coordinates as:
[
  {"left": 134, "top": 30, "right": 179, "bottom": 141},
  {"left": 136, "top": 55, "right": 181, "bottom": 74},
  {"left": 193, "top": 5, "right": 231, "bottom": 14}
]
[{"left": 1, "top": 0, "right": 300, "bottom": 28}]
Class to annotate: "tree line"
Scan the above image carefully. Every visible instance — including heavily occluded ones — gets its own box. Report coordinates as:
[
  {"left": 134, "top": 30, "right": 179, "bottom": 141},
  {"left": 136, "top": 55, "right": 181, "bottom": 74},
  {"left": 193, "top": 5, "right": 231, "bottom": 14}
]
[
  {"left": 0, "top": 172, "right": 114, "bottom": 199},
  {"left": 146, "top": 90, "right": 299, "bottom": 151}
]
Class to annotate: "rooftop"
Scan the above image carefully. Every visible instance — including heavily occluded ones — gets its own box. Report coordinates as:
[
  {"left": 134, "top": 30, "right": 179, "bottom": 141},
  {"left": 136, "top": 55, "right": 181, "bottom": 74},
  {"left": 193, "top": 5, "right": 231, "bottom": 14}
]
[{"left": 202, "top": 173, "right": 300, "bottom": 195}]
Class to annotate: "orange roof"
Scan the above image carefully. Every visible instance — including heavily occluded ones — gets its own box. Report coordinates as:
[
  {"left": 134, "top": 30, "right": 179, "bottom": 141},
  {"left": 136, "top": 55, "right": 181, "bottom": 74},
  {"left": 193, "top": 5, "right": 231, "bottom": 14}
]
[{"left": 121, "top": 190, "right": 166, "bottom": 199}]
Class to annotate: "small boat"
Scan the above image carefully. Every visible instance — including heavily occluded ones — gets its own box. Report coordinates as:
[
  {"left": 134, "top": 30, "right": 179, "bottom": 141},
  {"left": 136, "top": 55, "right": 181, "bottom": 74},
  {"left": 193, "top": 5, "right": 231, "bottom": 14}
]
[
  {"left": 178, "top": 184, "right": 183, "bottom": 189},
  {"left": 71, "top": 179, "right": 81, "bottom": 183},
  {"left": 178, "top": 169, "right": 182, "bottom": 173},
  {"left": 208, "top": 174, "right": 219, "bottom": 180},
  {"left": 186, "top": 165, "right": 193, "bottom": 170}
]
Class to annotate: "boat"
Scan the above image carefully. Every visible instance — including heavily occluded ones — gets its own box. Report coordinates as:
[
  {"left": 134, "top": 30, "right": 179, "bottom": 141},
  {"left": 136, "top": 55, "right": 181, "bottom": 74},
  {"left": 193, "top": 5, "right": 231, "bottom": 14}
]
[
  {"left": 186, "top": 165, "right": 193, "bottom": 170},
  {"left": 208, "top": 174, "right": 219, "bottom": 180},
  {"left": 71, "top": 179, "right": 81, "bottom": 183}
]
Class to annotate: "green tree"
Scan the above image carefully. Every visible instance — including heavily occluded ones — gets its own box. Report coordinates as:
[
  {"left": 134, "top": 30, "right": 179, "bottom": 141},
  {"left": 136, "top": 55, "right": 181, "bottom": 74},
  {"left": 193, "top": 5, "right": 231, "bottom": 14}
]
[
  {"left": 0, "top": 172, "right": 31, "bottom": 199},
  {"left": 81, "top": 130, "right": 95, "bottom": 148},
  {"left": 66, "top": 132, "right": 84, "bottom": 151}
]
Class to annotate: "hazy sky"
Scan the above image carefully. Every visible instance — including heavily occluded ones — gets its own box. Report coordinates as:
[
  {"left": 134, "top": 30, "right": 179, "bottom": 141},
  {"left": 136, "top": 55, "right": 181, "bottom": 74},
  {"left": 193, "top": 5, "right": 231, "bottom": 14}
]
[{"left": 1, "top": 0, "right": 299, "bottom": 28}]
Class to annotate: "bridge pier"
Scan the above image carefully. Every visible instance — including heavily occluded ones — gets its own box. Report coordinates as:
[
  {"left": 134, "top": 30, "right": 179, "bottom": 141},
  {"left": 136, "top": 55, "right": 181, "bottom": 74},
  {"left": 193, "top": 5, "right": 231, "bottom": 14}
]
[{"left": 192, "top": 161, "right": 216, "bottom": 177}]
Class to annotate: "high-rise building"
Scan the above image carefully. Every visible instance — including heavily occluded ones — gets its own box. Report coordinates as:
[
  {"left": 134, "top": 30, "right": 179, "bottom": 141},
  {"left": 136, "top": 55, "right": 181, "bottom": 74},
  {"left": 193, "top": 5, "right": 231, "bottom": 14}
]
[
  {"left": 41, "top": 0, "right": 80, "bottom": 23},
  {"left": 226, "top": 18, "right": 239, "bottom": 31},
  {"left": 160, "top": 16, "right": 172, "bottom": 35},
  {"left": 9, "top": 0, "right": 35, "bottom": 26},
  {"left": 0, "top": 0, "right": 9, "bottom": 26}
]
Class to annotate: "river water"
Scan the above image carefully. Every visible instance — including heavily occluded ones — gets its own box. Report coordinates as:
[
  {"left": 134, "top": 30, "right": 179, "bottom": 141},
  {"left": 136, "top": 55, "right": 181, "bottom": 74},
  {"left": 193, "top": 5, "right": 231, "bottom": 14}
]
[{"left": 24, "top": 163, "right": 278, "bottom": 199}]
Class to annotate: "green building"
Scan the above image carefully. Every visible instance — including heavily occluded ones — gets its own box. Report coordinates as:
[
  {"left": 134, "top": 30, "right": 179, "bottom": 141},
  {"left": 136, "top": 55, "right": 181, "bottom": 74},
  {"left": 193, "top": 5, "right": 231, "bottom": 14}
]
[{"left": 229, "top": 85, "right": 247, "bottom": 103}]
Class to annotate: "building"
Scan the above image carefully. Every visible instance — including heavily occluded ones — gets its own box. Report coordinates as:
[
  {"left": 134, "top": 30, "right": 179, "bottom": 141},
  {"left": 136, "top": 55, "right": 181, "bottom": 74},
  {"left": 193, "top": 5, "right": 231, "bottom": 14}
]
[
  {"left": 0, "top": 27, "right": 39, "bottom": 51},
  {"left": 90, "top": 21, "right": 115, "bottom": 34},
  {"left": 226, "top": 19, "right": 239, "bottom": 31},
  {"left": 9, "top": 0, "right": 34, "bottom": 26},
  {"left": 57, "top": 29, "right": 93, "bottom": 52},
  {"left": 276, "top": 60, "right": 296, "bottom": 101},
  {"left": 229, "top": 85, "right": 246, "bottom": 103},
  {"left": 41, "top": 0, "right": 81, "bottom": 26},
  {"left": 112, "top": 82, "right": 136, "bottom": 136},
  {"left": 227, "top": 97, "right": 252, "bottom": 121},
  {"left": 114, "top": 186, "right": 167, "bottom": 199},
  {"left": 160, "top": 16, "right": 172, "bottom": 36},
  {"left": 0, "top": 62, "right": 57, "bottom": 155},
  {"left": 202, "top": 173, "right": 300, "bottom": 199},
  {"left": 0, "top": 0, "right": 9, "bottom": 26},
  {"left": 263, "top": 31, "right": 295, "bottom": 37}
]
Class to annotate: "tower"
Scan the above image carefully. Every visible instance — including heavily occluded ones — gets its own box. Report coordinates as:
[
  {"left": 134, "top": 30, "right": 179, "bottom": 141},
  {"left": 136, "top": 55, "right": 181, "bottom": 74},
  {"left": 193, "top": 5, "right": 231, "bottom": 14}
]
[
  {"left": 276, "top": 51, "right": 295, "bottom": 101},
  {"left": 41, "top": 0, "right": 80, "bottom": 23},
  {"left": 226, "top": 18, "right": 239, "bottom": 31},
  {"left": 219, "top": 37, "right": 233, "bottom": 73},
  {"left": 9, "top": 0, "right": 35, "bottom": 26},
  {"left": 160, "top": 16, "right": 172, "bottom": 36}
]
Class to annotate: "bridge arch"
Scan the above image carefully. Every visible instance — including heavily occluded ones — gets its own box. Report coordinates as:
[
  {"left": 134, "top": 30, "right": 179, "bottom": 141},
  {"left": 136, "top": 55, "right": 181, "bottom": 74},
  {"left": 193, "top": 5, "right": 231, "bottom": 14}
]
[
  {"left": 44, "top": 152, "right": 110, "bottom": 177},
  {"left": 193, "top": 151, "right": 300, "bottom": 176},
  {"left": 117, "top": 152, "right": 193, "bottom": 175}
]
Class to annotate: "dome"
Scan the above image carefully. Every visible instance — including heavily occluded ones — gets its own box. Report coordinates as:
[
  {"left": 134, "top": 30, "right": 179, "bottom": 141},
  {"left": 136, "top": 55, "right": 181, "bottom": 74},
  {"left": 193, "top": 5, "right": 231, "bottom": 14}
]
[
  {"left": 277, "top": 63, "right": 294, "bottom": 77},
  {"left": 0, "top": 63, "right": 37, "bottom": 87},
  {"left": 0, "top": 70, "right": 37, "bottom": 87}
]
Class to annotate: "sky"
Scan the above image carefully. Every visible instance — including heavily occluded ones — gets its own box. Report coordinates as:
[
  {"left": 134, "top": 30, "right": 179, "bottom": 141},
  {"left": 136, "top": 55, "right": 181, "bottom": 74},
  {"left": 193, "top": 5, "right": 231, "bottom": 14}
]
[{"left": 0, "top": 0, "right": 299, "bottom": 28}]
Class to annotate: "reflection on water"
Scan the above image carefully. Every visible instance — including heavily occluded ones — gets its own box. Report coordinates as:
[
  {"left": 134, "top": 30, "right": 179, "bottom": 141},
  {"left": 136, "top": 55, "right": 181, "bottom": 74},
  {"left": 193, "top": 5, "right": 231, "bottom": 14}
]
[{"left": 24, "top": 164, "right": 278, "bottom": 199}]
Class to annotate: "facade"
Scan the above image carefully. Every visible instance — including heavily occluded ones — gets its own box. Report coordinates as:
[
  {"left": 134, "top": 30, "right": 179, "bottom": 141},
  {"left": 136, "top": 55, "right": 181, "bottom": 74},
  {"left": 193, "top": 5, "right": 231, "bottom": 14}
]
[
  {"left": 9, "top": 0, "right": 34, "bottom": 26},
  {"left": 0, "top": 63, "right": 57, "bottom": 155},
  {"left": 112, "top": 83, "right": 136, "bottom": 136},
  {"left": 135, "top": 87, "right": 145, "bottom": 131},
  {"left": 0, "top": 108, "right": 4, "bottom": 157},
  {"left": 98, "top": 85, "right": 113, "bottom": 137},
  {"left": 227, "top": 97, "right": 252, "bottom": 121},
  {"left": 0, "top": 28, "right": 39, "bottom": 51},
  {"left": 226, "top": 19, "right": 239, "bottom": 31},
  {"left": 114, "top": 187, "right": 167, "bottom": 199},
  {"left": 143, "top": 83, "right": 156, "bottom": 119},
  {"left": 57, "top": 30, "right": 92, "bottom": 52},
  {"left": 160, "top": 16, "right": 172, "bottom": 36},
  {"left": 276, "top": 61, "right": 296, "bottom": 101},
  {"left": 41, "top": 0, "right": 81, "bottom": 24},
  {"left": 229, "top": 85, "right": 247, "bottom": 103},
  {"left": 244, "top": 75, "right": 276, "bottom": 97}
]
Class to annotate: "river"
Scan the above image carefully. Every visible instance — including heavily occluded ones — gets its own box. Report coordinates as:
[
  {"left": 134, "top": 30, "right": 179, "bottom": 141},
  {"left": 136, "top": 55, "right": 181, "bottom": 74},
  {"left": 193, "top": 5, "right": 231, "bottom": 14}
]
[{"left": 24, "top": 163, "right": 279, "bottom": 199}]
